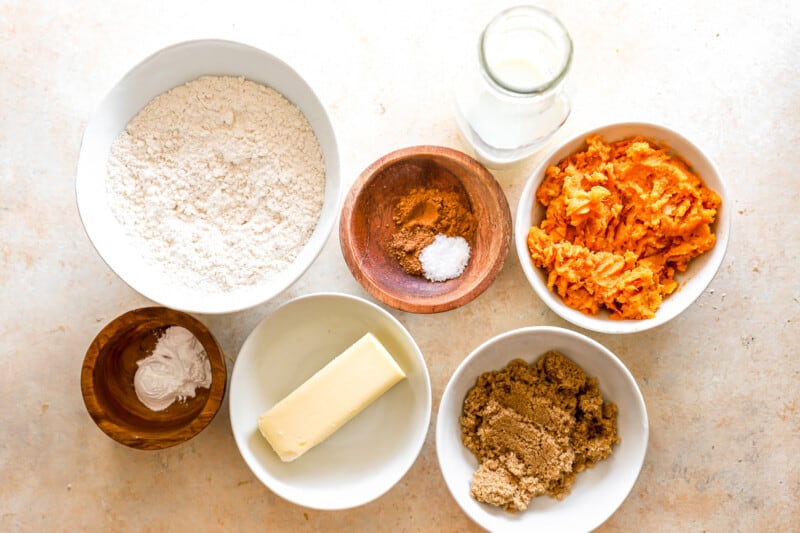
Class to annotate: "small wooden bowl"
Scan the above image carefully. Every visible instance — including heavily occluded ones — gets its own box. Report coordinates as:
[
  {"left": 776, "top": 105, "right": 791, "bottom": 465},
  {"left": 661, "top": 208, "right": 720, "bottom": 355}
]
[
  {"left": 81, "top": 307, "right": 227, "bottom": 450},
  {"left": 340, "top": 146, "right": 512, "bottom": 313}
]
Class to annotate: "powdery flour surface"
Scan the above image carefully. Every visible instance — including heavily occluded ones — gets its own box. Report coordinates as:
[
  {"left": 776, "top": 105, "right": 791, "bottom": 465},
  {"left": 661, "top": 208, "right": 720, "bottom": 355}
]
[{"left": 106, "top": 76, "right": 325, "bottom": 293}]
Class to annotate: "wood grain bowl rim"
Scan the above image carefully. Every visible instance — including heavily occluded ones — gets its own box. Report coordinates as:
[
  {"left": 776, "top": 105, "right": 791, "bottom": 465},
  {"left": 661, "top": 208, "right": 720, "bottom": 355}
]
[
  {"left": 80, "top": 306, "right": 227, "bottom": 450},
  {"left": 339, "top": 145, "right": 512, "bottom": 314}
]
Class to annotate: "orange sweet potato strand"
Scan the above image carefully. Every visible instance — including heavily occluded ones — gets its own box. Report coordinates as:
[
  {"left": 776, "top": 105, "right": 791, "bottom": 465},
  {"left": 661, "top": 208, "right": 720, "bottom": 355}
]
[{"left": 527, "top": 135, "right": 721, "bottom": 320}]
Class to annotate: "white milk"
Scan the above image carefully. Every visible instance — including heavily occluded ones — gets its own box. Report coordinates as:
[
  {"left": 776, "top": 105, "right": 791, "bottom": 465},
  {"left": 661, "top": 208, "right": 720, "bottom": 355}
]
[{"left": 453, "top": 6, "right": 573, "bottom": 165}]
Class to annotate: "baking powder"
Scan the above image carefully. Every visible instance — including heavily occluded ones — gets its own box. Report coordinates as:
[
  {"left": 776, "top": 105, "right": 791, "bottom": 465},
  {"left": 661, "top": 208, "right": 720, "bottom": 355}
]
[{"left": 134, "top": 326, "right": 212, "bottom": 412}]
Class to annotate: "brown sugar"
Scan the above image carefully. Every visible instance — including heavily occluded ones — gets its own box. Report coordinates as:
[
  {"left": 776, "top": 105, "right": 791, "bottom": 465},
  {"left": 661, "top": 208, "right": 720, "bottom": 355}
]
[
  {"left": 388, "top": 188, "right": 476, "bottom": 276},
  {"left": 460, "top": 351, "right": 619, "bottom": 512}
]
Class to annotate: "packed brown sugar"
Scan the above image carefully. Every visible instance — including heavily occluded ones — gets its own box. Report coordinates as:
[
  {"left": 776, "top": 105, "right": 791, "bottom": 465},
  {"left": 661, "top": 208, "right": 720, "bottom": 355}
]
[
  {"left": 526, "top": 135, "right": 721, "bottom": 320},
  {"left": 461, "top": 351, "right": 619, "bottom": 512}
]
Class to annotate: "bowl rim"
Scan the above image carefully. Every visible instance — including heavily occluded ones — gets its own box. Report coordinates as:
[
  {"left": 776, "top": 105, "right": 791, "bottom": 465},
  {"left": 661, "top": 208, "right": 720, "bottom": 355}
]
[
  {"left": 339, "top": 144, "right": 512, "bottom": 313},
  {"left": 75, "top": 38, "right": 341, "bottom": 314},
  {"left": 435, "top": 325, "right": 649, "bottom": 531},
  {"left": 514, "top": 121, "right": 731, "bottom": 334},
  {"left": 228, "top": 291, "right": 433, "bottom": 510},
  {"left": 80, "top": 306, "right": 227, "bottom": 450}
]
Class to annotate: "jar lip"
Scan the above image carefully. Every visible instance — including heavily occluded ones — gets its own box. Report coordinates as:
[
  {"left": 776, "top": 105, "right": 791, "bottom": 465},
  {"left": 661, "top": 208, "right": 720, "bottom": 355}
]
[{"left": 479, "top": 5, "right": 573, "bottom": 96}]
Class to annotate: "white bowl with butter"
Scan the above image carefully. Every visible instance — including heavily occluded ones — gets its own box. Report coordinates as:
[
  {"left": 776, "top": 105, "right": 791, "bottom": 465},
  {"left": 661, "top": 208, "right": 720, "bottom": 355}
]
[{"left": 229, "top": 292, "right": 432, "bottom": 510}]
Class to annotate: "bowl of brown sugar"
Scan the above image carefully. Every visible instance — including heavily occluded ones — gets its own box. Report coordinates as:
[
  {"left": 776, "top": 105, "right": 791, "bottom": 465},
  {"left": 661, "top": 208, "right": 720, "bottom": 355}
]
[
  {"left": 436, "top": 326, "right": 648, "bottom": 532},
  {"left": 339, "top": 145, "right": 512, "bottom": 313}
]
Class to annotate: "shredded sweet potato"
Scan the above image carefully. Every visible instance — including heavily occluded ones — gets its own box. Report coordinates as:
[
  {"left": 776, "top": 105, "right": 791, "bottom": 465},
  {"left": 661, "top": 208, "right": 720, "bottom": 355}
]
[{"left": 527, "top": 135, "right": 721, "bottom": 320}]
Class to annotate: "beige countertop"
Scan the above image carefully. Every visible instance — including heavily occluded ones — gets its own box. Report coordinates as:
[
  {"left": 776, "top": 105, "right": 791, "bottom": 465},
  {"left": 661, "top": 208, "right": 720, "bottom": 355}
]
[{"left": 1, "top": 1, "right": 798, "bottom": 531}]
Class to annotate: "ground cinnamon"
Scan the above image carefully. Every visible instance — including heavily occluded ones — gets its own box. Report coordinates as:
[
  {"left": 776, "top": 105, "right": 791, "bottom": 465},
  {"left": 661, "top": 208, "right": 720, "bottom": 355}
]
[{"left": 388, "top": 188, "right": 476, "bottom": 276}]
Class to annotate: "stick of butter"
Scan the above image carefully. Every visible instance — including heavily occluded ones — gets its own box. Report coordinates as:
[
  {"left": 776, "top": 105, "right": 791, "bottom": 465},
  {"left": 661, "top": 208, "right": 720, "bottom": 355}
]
[{"left": 257, "top": 332, "right": 406, "bottom": 462}]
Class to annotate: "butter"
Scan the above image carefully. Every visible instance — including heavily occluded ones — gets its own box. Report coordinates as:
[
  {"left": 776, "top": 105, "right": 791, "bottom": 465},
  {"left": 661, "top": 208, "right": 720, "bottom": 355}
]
[{"left": 257, "top": 332, "right": 406, "bottom": 462}]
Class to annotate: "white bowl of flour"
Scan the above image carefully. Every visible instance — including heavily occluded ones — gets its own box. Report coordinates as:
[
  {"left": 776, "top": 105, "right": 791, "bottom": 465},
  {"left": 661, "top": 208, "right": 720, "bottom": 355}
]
[{"left": 76, "top": 40, "right": 340, "bottom": 314}]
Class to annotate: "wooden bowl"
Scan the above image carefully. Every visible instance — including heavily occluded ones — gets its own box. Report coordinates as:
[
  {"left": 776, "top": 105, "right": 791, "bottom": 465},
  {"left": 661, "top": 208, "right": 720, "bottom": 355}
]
[
  {"left": 80, "top": 307, "right": 227, "bottom": 450},
  {"left": 340, "top": 146, "right": 512, "bottom": 313}
]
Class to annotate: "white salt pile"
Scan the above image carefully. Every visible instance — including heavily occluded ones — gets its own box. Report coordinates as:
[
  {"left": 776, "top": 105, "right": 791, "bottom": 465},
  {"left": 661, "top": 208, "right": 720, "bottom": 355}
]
[{"left": 419, "top": 234, "right": 471, "bottom": 282}]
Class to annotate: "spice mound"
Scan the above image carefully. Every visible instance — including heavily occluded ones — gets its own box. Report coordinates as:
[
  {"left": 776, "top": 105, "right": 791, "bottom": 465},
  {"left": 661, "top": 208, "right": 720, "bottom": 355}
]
[
  {"left": 388, "top": 188, "right": 476, "bottom": 281},
  {"left": 460, "top": 351, "right": 619, "bottom": 512},
  {"left": 527, "top": 135, "right": 721, "bottom": 319},
  {"left": 133, "top": 326, "right": 212, "bottom": 411}
]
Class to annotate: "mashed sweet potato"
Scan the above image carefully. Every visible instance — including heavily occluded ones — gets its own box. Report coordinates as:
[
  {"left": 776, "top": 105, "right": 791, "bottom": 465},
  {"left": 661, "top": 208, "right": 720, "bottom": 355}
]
[{"left": 527, "top": 135, "right": 721, "bottom": 320}]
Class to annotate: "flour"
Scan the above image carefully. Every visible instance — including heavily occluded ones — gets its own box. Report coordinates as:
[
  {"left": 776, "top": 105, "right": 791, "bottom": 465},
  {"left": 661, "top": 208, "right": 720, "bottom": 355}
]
[{"left": 106, "top": 76, "right": 325, "bottom": 292}]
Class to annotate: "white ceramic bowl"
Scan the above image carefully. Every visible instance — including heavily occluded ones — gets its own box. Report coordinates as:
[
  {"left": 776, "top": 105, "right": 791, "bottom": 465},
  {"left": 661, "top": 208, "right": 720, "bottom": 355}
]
[
  {"left": 75, "top": 40, "right": 340, "bottom": 314},
  {"left": 515, "top": 122, "right": 730, "bottom": 334},
  {"left": 229, "top": 292, "right": 432, "bottom": 510},
  {"left": 436, "top": 326, "right": 648, "bottom": 533}
]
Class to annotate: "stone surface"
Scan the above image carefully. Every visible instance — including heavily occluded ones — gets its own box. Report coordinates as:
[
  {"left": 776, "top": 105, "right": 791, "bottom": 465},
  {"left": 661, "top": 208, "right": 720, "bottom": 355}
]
[{"left": 1, "top": 0, "right": 798, "bottom": 531}]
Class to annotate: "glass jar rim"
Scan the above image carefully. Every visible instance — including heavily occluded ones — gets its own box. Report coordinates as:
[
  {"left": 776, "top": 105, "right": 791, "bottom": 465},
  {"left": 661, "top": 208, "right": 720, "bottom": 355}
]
[{"left": 479, "top": 5, "right": 573, "bottom": 96}]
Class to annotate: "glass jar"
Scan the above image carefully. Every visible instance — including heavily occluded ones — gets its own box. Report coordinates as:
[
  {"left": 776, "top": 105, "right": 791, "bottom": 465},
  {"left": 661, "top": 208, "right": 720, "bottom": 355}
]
[{"left": 454, "top": 5, "right": 573, "bottom": 166}]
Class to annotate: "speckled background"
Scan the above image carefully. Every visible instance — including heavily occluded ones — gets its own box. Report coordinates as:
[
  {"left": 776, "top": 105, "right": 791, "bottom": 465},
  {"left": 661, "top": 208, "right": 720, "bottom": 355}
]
[{"left": 1, "top": 1, "right": 798, "bottom": 531}]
